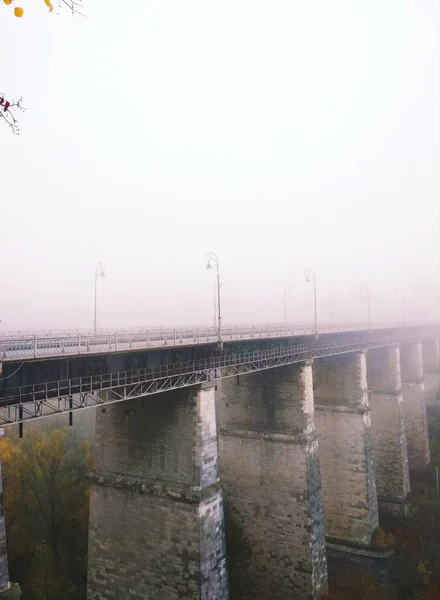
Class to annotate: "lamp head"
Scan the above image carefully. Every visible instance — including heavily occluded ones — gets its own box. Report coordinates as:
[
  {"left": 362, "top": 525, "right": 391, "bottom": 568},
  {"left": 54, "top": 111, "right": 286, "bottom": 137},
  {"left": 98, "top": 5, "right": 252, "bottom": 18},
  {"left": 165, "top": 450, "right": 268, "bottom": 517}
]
[
  {"left": 304, "top": 269, "right": 314, "bottom": 283},
  {"left": 206, "top": 261, "right": 212, "bottom": 270}
]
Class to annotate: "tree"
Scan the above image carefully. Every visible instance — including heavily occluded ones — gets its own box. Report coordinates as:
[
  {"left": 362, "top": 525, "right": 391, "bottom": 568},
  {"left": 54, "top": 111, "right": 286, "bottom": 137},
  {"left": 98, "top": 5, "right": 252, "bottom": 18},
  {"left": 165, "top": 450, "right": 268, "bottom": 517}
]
[
  {"left": 2, "top": 0, "right": 84, "bottom": 134},
  {"left": 2, "top": 0, "right": 83, "bottom": 18},
  {"left": 0, "top": 426, "right": 93, "bottom": 599}
]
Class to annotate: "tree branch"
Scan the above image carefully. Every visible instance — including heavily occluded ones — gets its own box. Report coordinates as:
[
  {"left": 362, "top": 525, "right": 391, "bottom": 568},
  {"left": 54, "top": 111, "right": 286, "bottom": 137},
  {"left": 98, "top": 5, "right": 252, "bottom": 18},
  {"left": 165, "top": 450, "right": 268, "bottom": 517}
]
[
  {"left": 0, "top": 95, "right": 26, "bottom": 135},
  {"left": 58, "top": 0, "right": 86, "bottom": 17}
]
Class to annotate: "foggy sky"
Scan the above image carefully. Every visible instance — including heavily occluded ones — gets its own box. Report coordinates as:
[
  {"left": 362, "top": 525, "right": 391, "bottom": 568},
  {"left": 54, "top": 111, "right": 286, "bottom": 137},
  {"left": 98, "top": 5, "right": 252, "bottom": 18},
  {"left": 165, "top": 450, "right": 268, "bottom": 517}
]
[{"left": 1, "top": 0, "right": 439, "bottom": 331}]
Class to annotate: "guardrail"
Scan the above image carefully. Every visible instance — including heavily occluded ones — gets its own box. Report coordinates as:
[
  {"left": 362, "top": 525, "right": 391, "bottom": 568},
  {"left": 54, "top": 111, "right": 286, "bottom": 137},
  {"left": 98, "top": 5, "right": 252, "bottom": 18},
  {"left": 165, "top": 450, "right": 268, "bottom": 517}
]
[
  {"left": 0, "top": 322, "right": 371, "bottom": 339},
  {"left": 0, "top": 322, "right": 375, "bottom": 361},
  {"left": 0, "top": 331, "right": 436, "bottom": 425},
  {"left": 0, "top": 322, "right": 436, "bottom": 362}
]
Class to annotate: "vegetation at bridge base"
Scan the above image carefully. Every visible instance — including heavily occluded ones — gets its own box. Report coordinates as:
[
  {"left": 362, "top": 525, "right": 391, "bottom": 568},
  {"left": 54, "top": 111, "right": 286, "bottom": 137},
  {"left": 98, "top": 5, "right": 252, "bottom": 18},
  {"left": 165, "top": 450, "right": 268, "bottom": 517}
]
[
  {"left": 319, "top": 569, "right": 397, "bottom": 600},
  {"left": 0, "top": 425, "right": 93, "bottom": 600}
]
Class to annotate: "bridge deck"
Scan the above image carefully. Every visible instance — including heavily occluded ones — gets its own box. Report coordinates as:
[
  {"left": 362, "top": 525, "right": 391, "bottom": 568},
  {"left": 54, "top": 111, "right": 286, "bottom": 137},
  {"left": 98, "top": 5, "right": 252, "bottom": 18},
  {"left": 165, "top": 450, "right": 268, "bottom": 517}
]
[
  {"left": 0, "top": 322, "right": 407, "bottom": 362},
  {"left": 0, "top": 328, "right": 437, "bottom": 426}
]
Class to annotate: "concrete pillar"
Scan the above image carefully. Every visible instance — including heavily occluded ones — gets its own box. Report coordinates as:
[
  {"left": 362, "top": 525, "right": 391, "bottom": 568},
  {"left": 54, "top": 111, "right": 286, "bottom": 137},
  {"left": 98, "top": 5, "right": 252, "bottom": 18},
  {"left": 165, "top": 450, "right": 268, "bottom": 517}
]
[
  {"left": 313, "top": 352, "right": 378, "bottom": 546},
  {"left": 0, "top": 431, "right": 11, "bottom": 596},
  {"left": 366, "top": 346, "right": 410, "bottom": 516},
  {"left": 87, "top": 383, "right": 229, "bottom": 600},
  {"left": 400, "top": 341, "right": 430, "bottom": 471},
  {"left": 219, "top": 362, "right": 328, "bottom": 600},
  {"left": 422, "top": 339, "right": 440, "bottom": 407}
]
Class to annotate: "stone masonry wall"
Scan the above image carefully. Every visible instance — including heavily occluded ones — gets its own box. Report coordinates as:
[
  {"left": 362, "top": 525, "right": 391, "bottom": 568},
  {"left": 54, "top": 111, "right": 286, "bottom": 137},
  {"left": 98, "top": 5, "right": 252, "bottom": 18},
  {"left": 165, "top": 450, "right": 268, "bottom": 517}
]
[
  {"left": 87, "top": 384, "right": 229, "bottom": 600},
  {"left": 401, "top": 382, "right": 430, "bottom": 471},
  {"left": 314, "top": 409, "right": 377, "bottom": 545},
  {"left": 422, "top": 339, "right": 440, "bottom": 407},
  {"left": 0, "top": 432, "right": 10, "bottom": 594},
  {"left": 400, "top": 342, "right": 430, "bottom": 471},
  {"left": 220, "top": 366, "right": 314, "bottom": 436},
  {"left": 314, "top": 353, "right": 378, "bottom": 546},
  {"left": 367, "top": 346, "right": 410, "bottom": 516},
  {"left": 92, "top": 386, "right": 218, "bottom": 487},
  {"left": 88, "top": 486, "right": 227, "bottom": 600},
  {"left": 219, "top": 364, "right": 328, "bottom": 600},
  {"left": 313, "top": 352, "right": 368, "bottom": 407}
]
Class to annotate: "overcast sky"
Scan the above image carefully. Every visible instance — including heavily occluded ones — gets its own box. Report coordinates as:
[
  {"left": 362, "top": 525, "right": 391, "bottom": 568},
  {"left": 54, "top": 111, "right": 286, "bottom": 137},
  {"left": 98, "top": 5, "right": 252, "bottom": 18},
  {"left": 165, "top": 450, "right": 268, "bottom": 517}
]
[{"left": 0, "top": 0, "right": 439, "bottom": 331}]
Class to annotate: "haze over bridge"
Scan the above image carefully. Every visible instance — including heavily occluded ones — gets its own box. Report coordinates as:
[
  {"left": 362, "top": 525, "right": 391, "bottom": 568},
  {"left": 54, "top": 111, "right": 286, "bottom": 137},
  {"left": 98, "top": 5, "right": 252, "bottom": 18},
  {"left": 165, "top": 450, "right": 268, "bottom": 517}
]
[{"left": 0, "top": 320, "right": 438, "bottom": 599}]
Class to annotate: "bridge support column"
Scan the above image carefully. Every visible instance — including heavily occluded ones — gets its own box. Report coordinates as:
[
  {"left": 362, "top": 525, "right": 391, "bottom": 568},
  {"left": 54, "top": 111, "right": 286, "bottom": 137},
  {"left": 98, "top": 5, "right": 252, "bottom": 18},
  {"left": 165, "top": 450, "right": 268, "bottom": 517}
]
[
  {"left": 422, "top": 339, "right": 440, "bottom": 407},
  {"left": 367, "top": 346, "right": 410, "bottom": 516},
  {"left": 400, "top": 341, "right": 430, "bottom": 471},
  {"left": 0, "top": 430, "right": 20, "bottom": 599},
  {"left": 87, "top": 383, "right": 229, "bottom": 600},
  {"left": 219, "top": 362, "right": 328, "bottom": 600},
  {"left": 313, "top": 352, "right": 378, "bottom": 546}
]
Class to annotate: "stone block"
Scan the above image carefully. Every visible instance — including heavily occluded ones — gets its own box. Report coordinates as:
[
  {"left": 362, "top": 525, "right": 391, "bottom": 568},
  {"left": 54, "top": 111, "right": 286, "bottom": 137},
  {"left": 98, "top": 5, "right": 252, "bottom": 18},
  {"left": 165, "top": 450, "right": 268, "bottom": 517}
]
[
  {"left": 219, "top": 363, "right": 327, "bottom": 600},
  {"left": 314, "top": 353, "right": 378, "bottom": 546},
  {"left": 367, "top": 346, "right": 410, "bottom": 516},
  {"left": 87, "top": 384, "right": 229, "bottom": 600}
]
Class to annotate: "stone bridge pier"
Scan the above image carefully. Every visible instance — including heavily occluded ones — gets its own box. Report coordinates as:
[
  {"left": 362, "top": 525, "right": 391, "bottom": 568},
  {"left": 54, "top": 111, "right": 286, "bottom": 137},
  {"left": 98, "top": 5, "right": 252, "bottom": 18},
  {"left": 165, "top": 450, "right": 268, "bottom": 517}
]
[
  {"left": 219, "top": 362, "right": 328, "bottom": 600},
  {"left": 400, "top": 341, "right": 430, "bottom": 471},
  {"left": 366, "top": 346, "right": 410, "bottom": 516},
  {"left": 422, "top": 339, "right": 440, "bottom": 407},
  {"left": 313, "top": 352, "right": 379, "bottom": 548},
  {"left": 87, "top": 383, "right": 229, "bottom": 600}
]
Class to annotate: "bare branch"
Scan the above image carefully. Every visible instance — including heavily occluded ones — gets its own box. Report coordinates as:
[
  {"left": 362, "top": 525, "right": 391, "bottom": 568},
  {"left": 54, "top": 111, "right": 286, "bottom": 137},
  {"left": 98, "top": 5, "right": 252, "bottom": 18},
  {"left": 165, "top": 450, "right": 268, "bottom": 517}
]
[
  {"left": 1, "top": 2, "right": 84, "bottom": 136},
  {"left": 58, "top": 0, "right": 86, "bottom": 17},
  {"left": 0, "top": 95, "right": 26, "bottom": 135}
]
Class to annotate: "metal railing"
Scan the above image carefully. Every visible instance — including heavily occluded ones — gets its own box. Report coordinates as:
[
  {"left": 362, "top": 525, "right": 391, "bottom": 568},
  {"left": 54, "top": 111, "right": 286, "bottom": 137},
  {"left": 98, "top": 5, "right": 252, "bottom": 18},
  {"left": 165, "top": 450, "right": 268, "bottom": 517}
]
[
  {"left": 0, "top": 321, "right": 389, "bottom": 361},
  {"left": 0, "top": 330, "right": 436, "bottom": 425}
]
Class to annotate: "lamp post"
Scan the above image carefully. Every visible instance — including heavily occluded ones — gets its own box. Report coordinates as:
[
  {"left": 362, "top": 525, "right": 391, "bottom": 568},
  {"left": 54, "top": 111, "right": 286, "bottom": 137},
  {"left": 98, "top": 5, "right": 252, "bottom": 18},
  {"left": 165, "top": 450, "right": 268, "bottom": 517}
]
[
  {"left": 305, "top": 270, "right": 318, "bottom": 338},
  {"left": 94, "top": 262, "right": 106, "bottom": 334},
  {"left": 213, "top": 282, "right": 217, "bottom": 328},
  {"left": 205, "top": 252, "right": 222, "bottom": 347},
  {"left": 361, "top": 283, "right": 372, "bottom": 331}
]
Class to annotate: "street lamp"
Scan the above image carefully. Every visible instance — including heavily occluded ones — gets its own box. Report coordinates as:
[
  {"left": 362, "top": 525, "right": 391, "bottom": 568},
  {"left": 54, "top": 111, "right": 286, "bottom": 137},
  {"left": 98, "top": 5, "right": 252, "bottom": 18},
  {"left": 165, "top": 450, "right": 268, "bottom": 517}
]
[
  {"left": 211, "top": 282, "right": 217, "bottom": 328},
  {"left": 205, "top": 252, "right": 222, "bottom": 347},
  {"left": 305, "top": 270, "right": 318, "bottom": 338},
  {"left": 361, "top": 283, "right": 372, "bottom": 331},
  {"left": 94, "top": 262, "right": 106, "bottom": 333}
]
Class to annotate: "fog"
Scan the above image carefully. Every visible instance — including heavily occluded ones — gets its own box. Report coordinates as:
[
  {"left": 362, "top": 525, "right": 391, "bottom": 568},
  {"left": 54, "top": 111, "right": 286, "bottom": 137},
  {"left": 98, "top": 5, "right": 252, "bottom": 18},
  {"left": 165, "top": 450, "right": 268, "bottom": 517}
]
[{"left": 0, "top": 0, "right": 439, "bottom": 331}]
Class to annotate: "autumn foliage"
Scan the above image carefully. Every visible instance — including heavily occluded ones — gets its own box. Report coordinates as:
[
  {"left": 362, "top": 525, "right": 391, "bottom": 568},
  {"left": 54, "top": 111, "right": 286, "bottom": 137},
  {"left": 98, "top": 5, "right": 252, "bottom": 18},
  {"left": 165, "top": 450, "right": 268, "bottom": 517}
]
[
  {"left": 319, "top": 569, "right": 394, "bottom": 600},
  {"left": 2, "top": 0, "right": 83, "bottom": 17},
  {"left": 0, "top": 426, "right": 93, "bottom": 600},
  {"left": 372, "top": 527, "right": 396, "bottom": 550}
]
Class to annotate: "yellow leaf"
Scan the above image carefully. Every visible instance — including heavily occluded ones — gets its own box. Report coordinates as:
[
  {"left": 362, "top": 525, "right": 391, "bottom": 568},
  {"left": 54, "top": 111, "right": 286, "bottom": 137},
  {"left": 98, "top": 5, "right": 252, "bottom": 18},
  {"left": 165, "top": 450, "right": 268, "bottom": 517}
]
[
  {"left": 14, "top": 6, "right": 24, "bottom": 16},
  {"left": 3, "top": 0, "right": 13, "bottom": 5},
  {"left": 44, "top": 0, "right": 53, "bottom": 11}
]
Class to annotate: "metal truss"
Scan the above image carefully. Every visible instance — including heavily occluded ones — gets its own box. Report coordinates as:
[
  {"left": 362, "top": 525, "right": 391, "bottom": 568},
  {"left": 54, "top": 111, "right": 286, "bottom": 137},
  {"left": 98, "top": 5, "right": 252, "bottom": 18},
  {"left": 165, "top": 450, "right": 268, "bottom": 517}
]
[
  {"left": 2, "top": 321, "right": 435, "bottom": 362},
  {"left": 0, "top": 332, "right": 436, "bottom": 426}
]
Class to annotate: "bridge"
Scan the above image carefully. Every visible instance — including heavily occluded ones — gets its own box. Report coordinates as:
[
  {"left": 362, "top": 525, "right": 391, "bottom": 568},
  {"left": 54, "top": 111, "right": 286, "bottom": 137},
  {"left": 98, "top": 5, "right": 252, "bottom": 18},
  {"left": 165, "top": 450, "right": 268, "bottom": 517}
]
[
  {"left": 0, "top": 322, "right": 388, "bottom": 361},
  {"left": 0, "top": 321, "right": 438, "bottom": 599}
]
